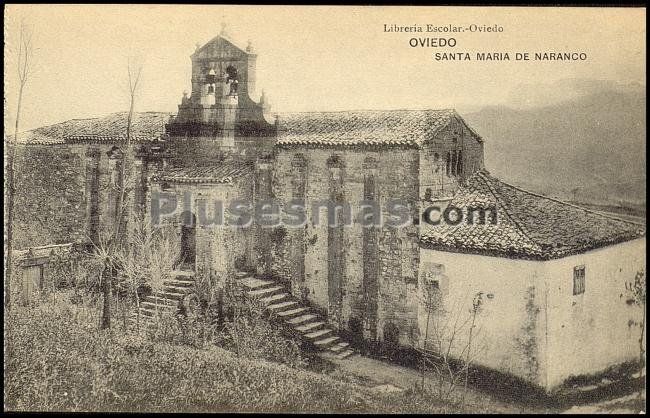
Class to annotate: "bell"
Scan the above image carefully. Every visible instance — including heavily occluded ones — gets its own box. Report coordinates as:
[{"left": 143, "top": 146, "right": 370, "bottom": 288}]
[{"left": 206, "top": 68, "right": 217, "bottom": 84}]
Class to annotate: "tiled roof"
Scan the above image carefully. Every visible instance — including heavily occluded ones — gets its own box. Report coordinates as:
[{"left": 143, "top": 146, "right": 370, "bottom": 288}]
[
  {"left": 276, "top": 109, "right": 471, "bottom": 147},
  {"left": 12, "top": 112, "right": 172, "bottom": 145},
  {"left": 151, "top": 160, "right": 254, "bottom": 184},
  {"left": 420, "top": 171, "right": 646, "bottom": 260}
]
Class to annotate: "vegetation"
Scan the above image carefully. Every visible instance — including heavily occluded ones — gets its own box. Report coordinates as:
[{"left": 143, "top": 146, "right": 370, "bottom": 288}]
[
  {"left": 5, "top": 291, "right": 487, "bottom": 413},
  {"left": 417, "top": 277, "right": 486, "bottom": 404},
  {"left": 6, "top": 18, "right": 35, "bottom": 312}
]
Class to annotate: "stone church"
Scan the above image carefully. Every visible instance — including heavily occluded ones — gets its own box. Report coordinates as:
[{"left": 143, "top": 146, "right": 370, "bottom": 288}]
[{"left": 12, "top": 31, "right": 646, "bottom": 391}]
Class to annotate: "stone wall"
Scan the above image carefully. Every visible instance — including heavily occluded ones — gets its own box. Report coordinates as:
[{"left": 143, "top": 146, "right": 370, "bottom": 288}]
[
  {"left": 12, "top": 142, "right": 151, "bottom": 250},
  {"left": 273, "top": 146, "right": 421, "bottom": 344},
  {"left": 148, "top": 175, "right": 257, "bottom": 287},
  {"left": 419, "top": 115, "right": 484, "bottom": 200}
]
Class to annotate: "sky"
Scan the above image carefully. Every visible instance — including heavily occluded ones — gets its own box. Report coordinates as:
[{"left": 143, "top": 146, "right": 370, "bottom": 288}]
[{"left": 4, "top": 5, "right": 646, "bottom": 132}]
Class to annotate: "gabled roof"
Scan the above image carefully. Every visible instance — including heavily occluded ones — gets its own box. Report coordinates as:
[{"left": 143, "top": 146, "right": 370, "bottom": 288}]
[
  {"left": 276, "top": 109, "right": 481, "bottom": 148},
  {"left": 151, "top": 160, "right": 254, "bottom": 184},
  {"left": 420, "top": 170, "right": 646, "bottom": 260},
  {"left": 192, "top": 34, "right": 252, "bottom": 58},
  {"left": 11, "top": 112, "right": 172, "bottom": 145}
]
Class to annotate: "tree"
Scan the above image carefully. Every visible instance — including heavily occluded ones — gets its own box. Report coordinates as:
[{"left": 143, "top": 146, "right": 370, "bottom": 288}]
[
  {"left": 416, "top": 284, "right": 485, "bottom": 403},
  {"left": 5, "top": 19, "right": 35, "bottom": 313},
  {"left": 99, "top": 58, "right": 144, "bottom": 329}
]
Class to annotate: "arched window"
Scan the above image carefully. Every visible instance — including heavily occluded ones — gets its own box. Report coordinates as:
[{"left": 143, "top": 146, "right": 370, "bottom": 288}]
[
  {"left": 226, "top": 65, "right": 238, "bottom": 81},
  {"left": 326, "top": 154, "right": 344, "bottom": 183},
  {"left": 326, "top": 154, "right": 344, "bottom": 169},
  {"left": 445, "top": 152, "right": 451, "bottom": 176},
  {"left": 362, "top": 156, "right": 378, "bottom": 170},
  {"left": 291, "top": 153, "right": 307, "bottom": 169},
  {"left": 450, "top": 151, "right": 457, "bottom": 176}
]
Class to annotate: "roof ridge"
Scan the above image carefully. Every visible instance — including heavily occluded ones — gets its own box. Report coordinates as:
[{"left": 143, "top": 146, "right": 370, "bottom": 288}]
[
  {"left": 193, "top": 34, "right": 251, "bottom": 57},
  {"left": 276, "top": 108, "right": 456, "bottom": 115},
  {"left": 474, "top": 171, "right": 542, "bottom": 250},
  {"left": 451, "top": 111, "right": 485, "bottom": 143},
  {"left": 495, "top": 176, "right": 646, "bottom": 228},
  {"left": 23, "top": 111, "right": 173, "bottom": 135}
]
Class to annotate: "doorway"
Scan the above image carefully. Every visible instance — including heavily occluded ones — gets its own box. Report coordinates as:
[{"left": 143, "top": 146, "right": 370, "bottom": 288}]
[{"left": 177, "top": 211, "right": 196, "bottom": 271}]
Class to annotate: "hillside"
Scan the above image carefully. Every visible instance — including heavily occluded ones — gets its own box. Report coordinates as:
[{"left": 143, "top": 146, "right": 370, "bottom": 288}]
[{"left": 464, "top": 84, "right": 646, "bottom": 208}]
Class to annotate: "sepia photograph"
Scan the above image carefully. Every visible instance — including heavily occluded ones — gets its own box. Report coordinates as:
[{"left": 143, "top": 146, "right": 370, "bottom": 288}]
[{"left": 3, "top": 4, "right": 646, "bottom": 413}]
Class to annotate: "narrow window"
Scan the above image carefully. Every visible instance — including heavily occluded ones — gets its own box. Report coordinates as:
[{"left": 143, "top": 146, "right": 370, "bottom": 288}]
[
  {"left": 445, "top": 152, "right": 451, "bottom": 176},
  {"left": 450, "top": 152, "right": 457, "bottom": 176},
  {"left": 573, "top": 265, "right": 585, "bottom": 295}
]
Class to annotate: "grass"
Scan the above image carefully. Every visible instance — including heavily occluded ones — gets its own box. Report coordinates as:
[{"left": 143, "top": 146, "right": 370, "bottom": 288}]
[
  {"left": 4, "top": 291, "right": 490, "bottom": 413},
  {"left": 7, "top": 290, "right": 640, "bottom": 413}
]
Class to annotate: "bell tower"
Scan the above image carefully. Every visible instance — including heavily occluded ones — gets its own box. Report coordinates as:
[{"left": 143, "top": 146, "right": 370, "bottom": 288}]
[{"left": 165, "top": 25, "right": 276, "bottom": 152}]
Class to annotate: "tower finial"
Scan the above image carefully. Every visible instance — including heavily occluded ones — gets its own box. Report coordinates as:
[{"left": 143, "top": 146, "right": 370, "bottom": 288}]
[{"left": 220, "top": 20, "right": 228, "bottom": 37}]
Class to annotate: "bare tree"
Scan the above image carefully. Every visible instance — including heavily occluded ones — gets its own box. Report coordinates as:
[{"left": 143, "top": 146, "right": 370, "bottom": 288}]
[
  {"left": 5, "top": 19, "right": 35, "bottom": 313},
  {"left": 99, "top": 58, "right": 144, "bottom": 329},
  {"left": 417, "top": 286, "right": 486, "bottom": 403}
]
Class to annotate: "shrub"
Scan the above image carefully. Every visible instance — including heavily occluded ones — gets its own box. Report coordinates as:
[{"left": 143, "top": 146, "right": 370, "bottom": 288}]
[
  {"left": 4, "top": 294, "right": 371, "bottom": 412},
  {"left": 219, "top": 314, "right": 305, "bottom": 369}
]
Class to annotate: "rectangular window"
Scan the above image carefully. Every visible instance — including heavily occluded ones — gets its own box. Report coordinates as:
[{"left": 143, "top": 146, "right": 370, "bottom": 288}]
[{"left": 573, "top": 265, "right": 585, "bottom": 295}]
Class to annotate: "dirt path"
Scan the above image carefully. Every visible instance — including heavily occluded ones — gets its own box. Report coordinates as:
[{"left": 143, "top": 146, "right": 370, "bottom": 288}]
[
  {"left": 321, "top": 352, "right": 552, "bottom": 413},
  {"left": 561, "top": 390, "right": 645, "bottom": 414}
]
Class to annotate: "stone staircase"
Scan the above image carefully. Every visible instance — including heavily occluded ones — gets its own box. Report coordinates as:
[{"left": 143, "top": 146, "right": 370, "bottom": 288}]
[
  {"left": 235, "top": 271, "right": 356, "bottom": 360},
  {"left": 128, "top": 270, "right": 196, "bottom": 331},
  {"left": 127, "top": 269, "right": 357, "bottom": 360}
]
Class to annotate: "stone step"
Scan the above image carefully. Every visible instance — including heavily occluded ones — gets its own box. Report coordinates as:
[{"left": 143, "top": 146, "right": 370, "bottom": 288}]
[
  {"left": 162, "top": 286, "right": 193, "bottom": 294},
  {"left": 163, "top": 279, "right": 195, "bottom": 288},
  {"left": 137, "top": 309, "right": 161, "bottom": 318},
  {"left": 304, "top": 328, "right": 332, "bottom": 340},
  {"left": 130, "top": 310, "right": 176, "bottom": 320},
  {"left": 141, "top": 296, "right": 178, "bottom": 306},
  {"left": 248, "top": 286, "right": 284, "bottom": 298},
  {"left": 277, "top": 306, "right": 309, "bottom": 318},
  {"left": 173, "top": 270, "right": 195, "bottom": 278},
  {"left": 234, "top": 271, "right": 252, "bottom": 279},
  {"left": 314, "top": 336, "right": 340, "bottom": 348},
  {"left": 267, "top": 300, "right": 298, "bottom": 312},
  {"left": 140, "top": 301, "right": 176, "bottom": 310},
  {"left": 152, "top": 290, "right": 186, "bottom": 301},
  {"left": 260, "top": 293, "right": 289, "bottom": 304},
  {"left": 287, "top": 314, "right": 317, "bottom": 325},
  {"left": 295, "top": 321, "right": 325, "bottom": 333},
  {"left": 329, "top": 342, "right": 350, "bottom": 353},
  {"left": 337, "top": 349, "right": 355, "bottom": 359},
  {"left": 239, "top": 277, "right": 275, "bottom": 291}
]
